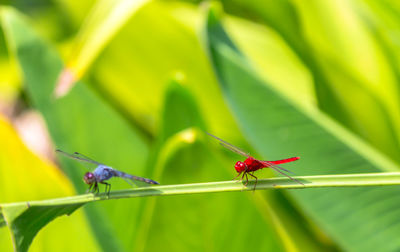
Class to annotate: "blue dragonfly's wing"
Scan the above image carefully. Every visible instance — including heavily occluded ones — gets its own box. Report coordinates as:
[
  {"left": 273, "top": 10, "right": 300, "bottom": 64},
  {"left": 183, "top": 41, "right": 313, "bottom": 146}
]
[
  {"left": 56, "top": 149, "right": 102, "bottom": 165},
  {"left": 56, "top": 149, "right": 103, "bottom": 172},
  {"left": 111, "top": 169, "right": 159, "bottom": 187},
  {"left": 121, "top": 177, "right": 136, "bottom": 187}
]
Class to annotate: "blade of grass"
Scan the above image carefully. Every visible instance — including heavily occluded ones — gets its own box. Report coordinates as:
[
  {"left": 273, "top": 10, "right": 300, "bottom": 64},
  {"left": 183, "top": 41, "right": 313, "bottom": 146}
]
[
  {"left": 2, "top": 172, "right": 400, "bottom": 208},
  {"left": 2, "top": 172, "right": 400, "bottom": 252}
]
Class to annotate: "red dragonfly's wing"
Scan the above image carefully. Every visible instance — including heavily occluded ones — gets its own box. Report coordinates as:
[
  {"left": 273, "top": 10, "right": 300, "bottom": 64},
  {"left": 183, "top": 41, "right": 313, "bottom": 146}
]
[
  {"left": 56, "top": 149, "right": 102, "bottom": 165},
  {"left": 260, "top": 157, "right": 300, "bottom": 174},
  {"left": 260, "top": 160, "right": 303, "bottom": 185},
  {"left": 206, "top": 132, "right": 250, "bottom": 158}
]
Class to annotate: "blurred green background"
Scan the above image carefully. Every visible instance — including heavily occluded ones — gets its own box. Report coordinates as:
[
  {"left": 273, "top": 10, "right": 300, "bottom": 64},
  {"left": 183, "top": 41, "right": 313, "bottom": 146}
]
[{"left": 2, "top": 0, "right": 400, "bottom": 251}]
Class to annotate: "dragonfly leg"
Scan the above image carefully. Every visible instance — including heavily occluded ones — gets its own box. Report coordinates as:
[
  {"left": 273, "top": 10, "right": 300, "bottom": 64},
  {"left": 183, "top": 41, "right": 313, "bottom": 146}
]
[
  {"left": 241, "top": 163, "right": 249, "bottom": 182},
  {"left": 93, "top": 183, "right": 99, "bottom": 194},
  {"left": 244, "top": 173, "right": 249, "bottom": 186},
  {"left": 248, "top": 173, "right": 258, "bottom": 190},
  {"left": 241, "top": 172, "right": 246, "bottom": 181},
  {"left": 100, "top": 182, "right": 111, "bottom": 197},
  {"left": 86, "top": 183, "right": 93, "bottom": 193},
  {"left": 232, "top": 172, "right": 242, "bottom": 181}
]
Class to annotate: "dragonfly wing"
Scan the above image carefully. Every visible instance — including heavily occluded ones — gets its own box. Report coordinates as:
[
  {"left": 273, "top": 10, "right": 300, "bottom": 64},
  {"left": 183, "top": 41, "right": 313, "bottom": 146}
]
[
  {"left": 262, "top": 160, "right": 303, "bottom": 185},
  {"left": 121, "top": 177, "right": 136, "bottom": 187},
  {"left": 206, "top": 132, "right": 250, "bottom": 157},
  {"left": 56, "top": 149, "right": 102, "bottom": 165},
  {"left": 112, "top": 170, "right": 159, "bottom": 186},
  {"left": 260, "top": 161, "right": 296, "bottom": 175},
  {"left": 131, "top": 175, "right": 159, "bottom": 185},
  {"left": 219, "top": 143, "right": 250, "bottom": 157},
  {"left": 73, "top": 152, "right": 102, "bottom": 165},
  {"left": 269, "top": 166, "right": 304, "bottom": 185}
]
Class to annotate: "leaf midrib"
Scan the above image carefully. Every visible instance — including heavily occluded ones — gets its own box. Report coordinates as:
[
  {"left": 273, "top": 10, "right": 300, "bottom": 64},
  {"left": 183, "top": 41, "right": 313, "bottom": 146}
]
[{"left": 2, "top": 172, "right": 400, "bottom": 208}]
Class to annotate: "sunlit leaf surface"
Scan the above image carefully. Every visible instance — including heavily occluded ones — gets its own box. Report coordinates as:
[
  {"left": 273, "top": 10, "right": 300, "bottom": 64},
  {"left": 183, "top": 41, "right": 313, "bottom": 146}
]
[
  {"left": 204, "top": 5, "right": 400, "bottom": 251},
  {"left": 3, "top": 1, "right": 400, "bottom": 252},
  {"left": 0, "top": 115, "right": 99, "bottom": 252},
  {"left": 2, "top": 7, "right": 148, "bottom": 252},
  {"left": 55, "top": 0, "right": 150, "bottom": 97}
]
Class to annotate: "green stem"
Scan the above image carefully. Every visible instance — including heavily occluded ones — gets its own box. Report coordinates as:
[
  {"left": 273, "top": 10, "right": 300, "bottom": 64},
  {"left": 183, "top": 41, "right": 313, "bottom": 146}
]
[{"left": 3, "top": 172, "right": 400, "bottom": 207}]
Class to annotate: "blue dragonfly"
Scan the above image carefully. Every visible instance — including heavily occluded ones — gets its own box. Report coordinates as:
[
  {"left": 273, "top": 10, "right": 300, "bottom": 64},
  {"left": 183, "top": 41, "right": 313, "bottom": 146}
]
[{"left": 56, "top": 150, "right": 159, "bottom": 195}]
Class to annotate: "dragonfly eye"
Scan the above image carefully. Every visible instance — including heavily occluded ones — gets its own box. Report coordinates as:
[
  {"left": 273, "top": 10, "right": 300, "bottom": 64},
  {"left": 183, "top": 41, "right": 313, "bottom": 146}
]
[
  {"left": 83, "top": 172, "right": 95, "bottom": 184},
  {"left": 235, "top": 161, "right": 246, "bottom": 173}
]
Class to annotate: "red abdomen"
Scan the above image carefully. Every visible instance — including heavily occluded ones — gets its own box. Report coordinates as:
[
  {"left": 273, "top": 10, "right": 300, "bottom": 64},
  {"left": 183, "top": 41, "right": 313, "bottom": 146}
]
[{"left": 268, "top": 157, "right": 300, "bottom": 165}]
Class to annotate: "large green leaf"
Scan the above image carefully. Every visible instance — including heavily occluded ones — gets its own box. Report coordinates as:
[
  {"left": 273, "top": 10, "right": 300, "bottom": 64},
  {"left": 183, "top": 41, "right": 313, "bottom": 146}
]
[
  {"left": 1, "top": 7, "right": 151, "bottom": 252},
  {"left": 89, "top": 1, "right": 240, "bottom": 136},
  {"left": 0, "top": 115, "right": 99, "bottom": 252},
  {"left": 204, "top": 4, "right": 400, "bottom": 252},
  {"left": 217, "top": 0, "right": 400, "bottom": 161},
  {"left": 219, "top": 0, "right": 317, "bottom": 107},
  {"left": 290, "top": 0, "right": 400, "bottom": 159},
  {"left": 137, "top": 80, "right": 284, "bottom": 252},
  {"left": 2, "top": 203, "right": 83, "bottom": 252},
  {"left": 55, "top": 0, "right": 151, "bottom": 97}
]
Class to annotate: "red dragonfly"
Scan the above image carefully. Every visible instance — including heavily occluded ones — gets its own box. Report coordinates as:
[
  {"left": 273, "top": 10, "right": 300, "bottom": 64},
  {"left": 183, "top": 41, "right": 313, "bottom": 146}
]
[{"left": 207, "top": 133, "right": 303, "bottom": 188}]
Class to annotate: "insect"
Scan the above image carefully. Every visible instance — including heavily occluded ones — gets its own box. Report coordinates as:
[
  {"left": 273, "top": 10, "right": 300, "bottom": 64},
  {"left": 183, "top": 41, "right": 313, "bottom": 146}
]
[
  {"left": 207, "top": 133, "right": 303, "bottom": 189},
  {"left": 56, "top": 150, "right": 159, "bottom": 195}
]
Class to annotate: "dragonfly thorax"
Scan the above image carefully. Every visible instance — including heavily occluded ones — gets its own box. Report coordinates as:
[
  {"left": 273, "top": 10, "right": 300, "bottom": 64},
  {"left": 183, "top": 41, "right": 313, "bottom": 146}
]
[
  {"left": 235, "top": 161, "right": 247, "bottom": 173},
  {"left": 84, "top": 172, "right": 96, "bottom": 184}
]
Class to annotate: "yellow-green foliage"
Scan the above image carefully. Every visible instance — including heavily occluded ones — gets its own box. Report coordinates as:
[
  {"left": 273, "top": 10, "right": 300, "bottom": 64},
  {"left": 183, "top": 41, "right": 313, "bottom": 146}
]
[{"left": 2, "top": 1, "right": 400, "bottom": 251}]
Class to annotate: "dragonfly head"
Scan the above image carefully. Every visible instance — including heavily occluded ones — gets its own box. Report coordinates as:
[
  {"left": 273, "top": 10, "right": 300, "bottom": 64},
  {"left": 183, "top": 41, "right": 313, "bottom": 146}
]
[
  {"left": 235, "top": 161, "right": 246, "bottom": 173},
  {"left": 83, "top": 172, "right": 96, "bottom": 185}
]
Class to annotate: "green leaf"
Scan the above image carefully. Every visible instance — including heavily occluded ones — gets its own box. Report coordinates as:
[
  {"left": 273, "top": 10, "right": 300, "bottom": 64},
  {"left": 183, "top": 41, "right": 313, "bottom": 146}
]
[
  {"left": 0, "top": 22, "right": 20, "bottom": 104},
  {"left": 55, "top": 0, "right": 151, "bottom": 96},
  {"left": 90, "top": 1, "right": 240, "bottom": 136},
  {"left": 204, "top": 5, "right": 400, "bottom": 252},
  {"left": 144, "top": 76, "right": 207, "bottom": 177},
  {"left": 218, "top": 0, "right": 400, "bottom": 160},
  {"left": 0, "top": 115, "right": 99, "bottom": 252},
  {"left": 2, "top": 204, "right": 84, "bottom": 252},
  {"left": 159, "top": 76, "right": 206, "bottom": 142},
  {"left": 290, "top": 0, "right": 400, "bottom": 159},
  {"left": 136, "top": 81, "right": 285, "bottom": 251},
  {"left": 1, "top": 7, "right": 150, "bottom": 252}
]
